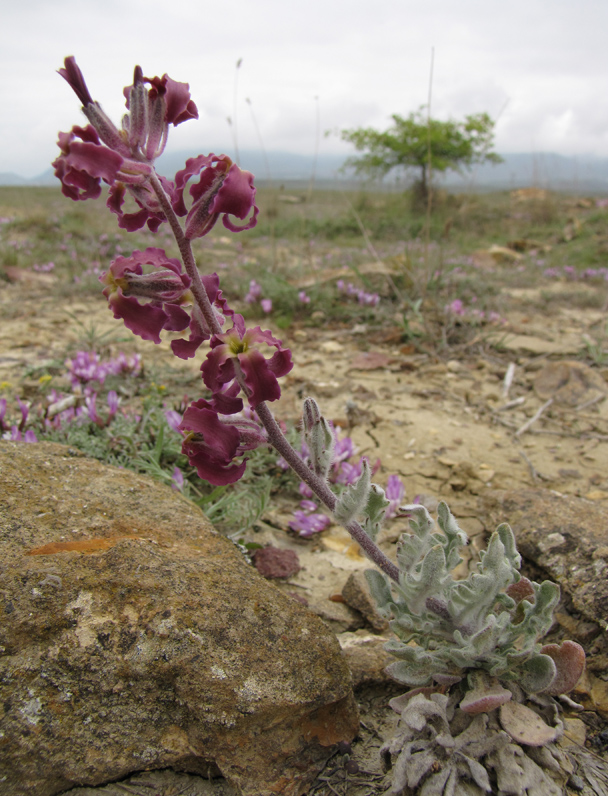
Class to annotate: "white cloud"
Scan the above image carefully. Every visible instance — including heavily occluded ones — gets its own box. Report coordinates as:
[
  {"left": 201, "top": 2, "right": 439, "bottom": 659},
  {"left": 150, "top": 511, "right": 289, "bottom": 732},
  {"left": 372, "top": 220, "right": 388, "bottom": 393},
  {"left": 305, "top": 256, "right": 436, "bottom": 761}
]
[{"left": 2, "top": 0, "right": 607, "bottom": 177}]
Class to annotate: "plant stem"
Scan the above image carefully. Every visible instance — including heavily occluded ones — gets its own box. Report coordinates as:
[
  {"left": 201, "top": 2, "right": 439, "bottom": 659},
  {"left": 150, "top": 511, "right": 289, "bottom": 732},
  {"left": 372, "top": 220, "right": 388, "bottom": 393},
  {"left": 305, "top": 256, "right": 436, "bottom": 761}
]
[
  {"left": 256, "top": 402, "right": 400, "bottom": 581},
  {"left": 148, "top": 171, "right": 222, "bottom": 337},
  {"left": 148, "top": 169, "right": 400, "bottom": 583}
]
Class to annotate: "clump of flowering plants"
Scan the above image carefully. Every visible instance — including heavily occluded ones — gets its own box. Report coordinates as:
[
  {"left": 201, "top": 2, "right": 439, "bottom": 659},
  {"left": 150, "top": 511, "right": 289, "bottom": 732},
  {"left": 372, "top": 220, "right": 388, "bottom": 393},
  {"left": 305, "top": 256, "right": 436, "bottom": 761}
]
[{"left": 55, "top": 58, "right": 586, "bottom": 794}]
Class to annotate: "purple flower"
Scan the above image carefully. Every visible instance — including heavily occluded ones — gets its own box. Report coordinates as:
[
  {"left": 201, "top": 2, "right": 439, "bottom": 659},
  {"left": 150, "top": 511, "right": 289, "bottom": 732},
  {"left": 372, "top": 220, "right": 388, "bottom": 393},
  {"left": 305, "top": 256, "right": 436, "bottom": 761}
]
[
  {"left": 385, "top": 474, "right": 405, "bottom": 519},
  {"left": 333, "top": 434, "right": 355, "bottom": 465},
  {"left": 260, "top": 298, "right": 272, "bottom": 314},
  {"left": 245, "top": 280, "right": 262, "bottom": 303},
  {"left": 107, "top": 390, "right": 119, "bottom": 419},
  {"left": 172, "top": 154, "right": 258, "bottom": 240},
  {"left": 298, "top": 291, "right": 311, "bottom": 304},
  {"left": 171, "top": 466, "right": 185, "bottom": 491},
  {"left": 164, "top": 408, "right": 183, "bottom": 433},
  {"left": 336, "top": 460, "right": 364, "bottom": 486},
  {"left": 16, "top": 398, "right": 29, "bottom": 431},
  {"left": 52, "top": 125, "right": 126, "bottom": 202},
  {"left": 446, "top": 298, "right": 466, "bottom": 316},
  {"left": 55, "top": 57, "right": 199, "bottom": 232},
  {"left": 289, "top": 509, "right": 331, "bottom": 537},
  {"left": 201, "top": 315, "right": 293, "bottom": 409},
  {"left": 85, "top": 393, "right": 99, "bottom": 424},
  {"left": 357, "top": 290, "right": 379, "bottom": 307},
  {"left": 298, "top": 481, "right": 314, "bottom": 498},
  {"left": 100, "top": 248, "right": 191, "bottom": 344},
  {"left": 179, "top": 399, "right": 266, "bottom": 485},
  {"left": 0, "top": 398, "right": 7, "bottom": 432}
]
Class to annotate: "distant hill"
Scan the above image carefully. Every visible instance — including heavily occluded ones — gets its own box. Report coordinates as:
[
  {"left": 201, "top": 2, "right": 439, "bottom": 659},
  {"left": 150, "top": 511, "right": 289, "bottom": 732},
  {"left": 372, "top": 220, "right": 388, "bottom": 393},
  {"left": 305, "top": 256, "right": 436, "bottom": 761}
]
[{"left": 3, "top": 151, "right": 608, "bottom": 194}]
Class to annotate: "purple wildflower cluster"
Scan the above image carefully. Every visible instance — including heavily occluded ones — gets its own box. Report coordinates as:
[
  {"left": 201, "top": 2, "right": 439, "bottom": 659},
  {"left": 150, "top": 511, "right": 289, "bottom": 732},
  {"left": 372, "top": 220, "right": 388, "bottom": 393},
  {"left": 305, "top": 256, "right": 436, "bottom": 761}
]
[
  {"left": 244, "top": 279, "right": 272, "bottom": 313},
  {"left": 67, "top": 351, "right": 141, "bottom": 387},
  {"left": 1, "top": 350, "right": 145, "bottom": 442},
  {"left": 337, "top": 280, "right": 380, "bottom": 307},
  {"left": 445, "top": 297, "right": 505, "bottom": 325},
  {"left": 543, "top": 264, "right": 608, "bottom": 281}
]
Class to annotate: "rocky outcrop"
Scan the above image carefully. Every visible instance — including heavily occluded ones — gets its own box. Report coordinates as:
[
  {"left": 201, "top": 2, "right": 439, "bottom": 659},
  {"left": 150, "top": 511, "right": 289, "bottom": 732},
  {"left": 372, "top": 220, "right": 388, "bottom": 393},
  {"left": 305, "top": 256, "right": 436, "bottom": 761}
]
[
  {"left": 0, "top": 441, "right": 358, "bottom": 796},
  {"left": 479, "top": 488, "right": 608, "bottom": 625}
]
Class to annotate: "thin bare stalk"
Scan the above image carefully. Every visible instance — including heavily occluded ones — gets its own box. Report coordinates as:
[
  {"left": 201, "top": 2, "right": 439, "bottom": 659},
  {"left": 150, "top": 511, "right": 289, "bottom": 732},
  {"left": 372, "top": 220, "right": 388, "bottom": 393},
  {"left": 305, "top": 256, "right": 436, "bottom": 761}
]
[{"left": 423, "top": 46, "right": 435, "bottom": 284}]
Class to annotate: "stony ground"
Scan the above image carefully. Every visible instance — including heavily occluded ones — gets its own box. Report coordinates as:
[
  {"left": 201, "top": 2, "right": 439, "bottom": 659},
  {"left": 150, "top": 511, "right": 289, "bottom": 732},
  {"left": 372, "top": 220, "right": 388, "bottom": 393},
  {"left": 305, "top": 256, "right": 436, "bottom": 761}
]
[{"left": 2, "top": 271, "right": 608, "bottom": 795}]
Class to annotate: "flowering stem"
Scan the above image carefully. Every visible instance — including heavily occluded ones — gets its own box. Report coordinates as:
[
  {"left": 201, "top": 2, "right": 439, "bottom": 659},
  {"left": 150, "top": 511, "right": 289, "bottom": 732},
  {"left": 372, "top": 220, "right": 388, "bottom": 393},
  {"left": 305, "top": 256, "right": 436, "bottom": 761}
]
[{"left": 149, "top": 169, "right": 399, "bottom": 583}]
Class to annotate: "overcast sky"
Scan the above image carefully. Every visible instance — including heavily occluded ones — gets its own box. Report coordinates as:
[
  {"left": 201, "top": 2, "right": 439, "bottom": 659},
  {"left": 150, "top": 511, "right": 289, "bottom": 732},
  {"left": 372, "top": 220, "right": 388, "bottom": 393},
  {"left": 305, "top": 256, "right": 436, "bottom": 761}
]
[{"left": 2, "top": 0, "right": 608, "bottom": 178}]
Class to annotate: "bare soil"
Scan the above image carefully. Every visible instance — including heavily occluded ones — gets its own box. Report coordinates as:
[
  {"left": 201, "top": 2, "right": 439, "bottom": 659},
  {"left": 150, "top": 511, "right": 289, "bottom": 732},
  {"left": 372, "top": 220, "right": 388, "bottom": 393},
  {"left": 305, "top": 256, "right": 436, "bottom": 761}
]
[{"left": 2, "top": 273, "right": 608, "bottom": 795}]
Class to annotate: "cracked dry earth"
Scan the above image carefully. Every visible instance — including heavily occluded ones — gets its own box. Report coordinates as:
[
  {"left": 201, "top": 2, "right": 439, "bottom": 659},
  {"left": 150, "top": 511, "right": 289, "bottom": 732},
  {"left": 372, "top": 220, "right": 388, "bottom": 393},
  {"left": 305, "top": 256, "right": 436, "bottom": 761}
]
[{"left": 2, "top": 272, "right": 608, "bottom": 795}]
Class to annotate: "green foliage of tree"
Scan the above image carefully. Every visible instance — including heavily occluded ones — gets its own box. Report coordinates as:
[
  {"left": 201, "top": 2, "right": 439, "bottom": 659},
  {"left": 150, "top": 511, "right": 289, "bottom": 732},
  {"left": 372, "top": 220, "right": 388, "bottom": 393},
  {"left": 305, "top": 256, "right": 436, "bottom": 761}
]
[{"left": 341, "top": 107, "right": 502, "bottom": 202}]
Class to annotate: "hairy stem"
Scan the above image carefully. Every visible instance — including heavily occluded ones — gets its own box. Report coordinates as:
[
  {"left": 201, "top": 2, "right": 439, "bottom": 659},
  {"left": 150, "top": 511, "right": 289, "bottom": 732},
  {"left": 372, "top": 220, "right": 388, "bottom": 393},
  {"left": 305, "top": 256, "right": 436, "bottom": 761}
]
[{"left": 256, "top": 402, "right": 400, "bottom": 582}]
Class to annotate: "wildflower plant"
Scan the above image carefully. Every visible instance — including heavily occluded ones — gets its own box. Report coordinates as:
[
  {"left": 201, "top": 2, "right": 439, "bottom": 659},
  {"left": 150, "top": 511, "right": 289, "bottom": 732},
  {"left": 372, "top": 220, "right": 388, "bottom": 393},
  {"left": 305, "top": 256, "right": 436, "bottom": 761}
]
[{"left": 53, "top": 58, "right": 586, "bottom": 793}]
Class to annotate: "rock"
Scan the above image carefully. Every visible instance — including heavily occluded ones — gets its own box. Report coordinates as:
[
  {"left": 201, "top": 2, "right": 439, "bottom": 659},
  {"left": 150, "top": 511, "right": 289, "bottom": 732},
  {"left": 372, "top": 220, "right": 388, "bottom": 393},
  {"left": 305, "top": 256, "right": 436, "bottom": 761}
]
[
  {"left": 252, "top": 546, "right": 300, "bottom": 579},
  {"left": 337, "top": 631, "right": 394, "bottom": 687},
  {"left": 533, "top": 361, "right": 606, "bottom": 406},
  {"left": 479, "top": 489, "right": 608, "bottom": 628},
  {"left": 0, "top": 441, "right": 358, "bottom": 796},
  {"left": 341, "top": 572, "right": 389, "bottom": 633}
]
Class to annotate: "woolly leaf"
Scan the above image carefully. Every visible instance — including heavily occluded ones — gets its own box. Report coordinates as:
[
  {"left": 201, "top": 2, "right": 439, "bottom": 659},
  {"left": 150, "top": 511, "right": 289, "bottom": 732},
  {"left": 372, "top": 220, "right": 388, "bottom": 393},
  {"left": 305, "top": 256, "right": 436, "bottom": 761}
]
[
  {"left": 362, "top": 483, "right": 390, "bottom": 541},
  {"left": 302, "top": 397, "right": 335, "bottom": 478},
  {"left": 386, "top": 659, "right": 435, "bottom": 686},
  {"left": 333, "top": 458, "right": 371, "bottom": 524},
  {"left": 518, "top": 653, "right": 557, "bottom": 693},
  {"left": 365, "top": 568, "right": 394, "bottom": 614},
  {"left": 496, "top": 522, "right": 521, "bottom": 570}
]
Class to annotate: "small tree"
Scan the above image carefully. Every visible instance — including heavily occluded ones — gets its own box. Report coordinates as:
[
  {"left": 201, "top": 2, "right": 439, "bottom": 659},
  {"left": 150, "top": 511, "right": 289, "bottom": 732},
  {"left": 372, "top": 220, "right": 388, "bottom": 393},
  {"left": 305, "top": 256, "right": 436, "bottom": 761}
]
[{"left": 341, "top": 107, "right": 502, "bottom": 205}]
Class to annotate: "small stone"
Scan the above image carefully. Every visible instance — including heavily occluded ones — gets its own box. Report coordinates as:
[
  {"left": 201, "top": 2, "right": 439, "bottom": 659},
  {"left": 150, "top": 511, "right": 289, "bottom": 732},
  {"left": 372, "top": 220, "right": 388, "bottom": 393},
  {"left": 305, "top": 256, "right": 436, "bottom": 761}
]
[
  {"left": 560, "top": 718, "right": 587, "bottom": 749},
  {"left": 253, "top": 546, "right": 301, "bottom": 579},
  {"left": 338, "top": 631, "right": 394, "bottom": 687},
  {"left": 567, "top": 774, "right": 586, "bottom": 791},
  {"left": 341, "top": 572, "right": 389, "bottom": 633}
]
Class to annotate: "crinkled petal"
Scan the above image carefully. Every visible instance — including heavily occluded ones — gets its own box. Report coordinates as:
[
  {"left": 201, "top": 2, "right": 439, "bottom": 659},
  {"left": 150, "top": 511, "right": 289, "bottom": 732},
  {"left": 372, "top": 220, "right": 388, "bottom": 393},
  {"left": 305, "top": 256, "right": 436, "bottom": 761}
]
[
  {"left": 163, "top": 303, "right": 191, "bottom": 332},
  {"left": 239, "top": 348, "right": 282, "bottom": 407},
  {"left": 170, "top": 333, "right": 206, "bottom": 360},
  {"left": 179, "top": 403, "right": 246, "bottom": 485},
  {"left": 209, "top": 382, "right": 243, "bottom": 415},
  {"left": 186, "top": 451, "right": 246, "bottom": 485},
  {"left": 264, "top": 347, "right": 293, "bottom": 379},
  {"left": 107, "top": 292, "right": 167, "bottom": 343},
  {"left": 162, "top": 75, "right": 198, "bottom": 125},
  {"left": 63, "top": 140, "right": 124, "bottom": 183},
  {"left": 201, "top": 344, "right": 236, "bottom": 392},
  {"left": 172, "top": 154, "right": 218, "bottom": 216}
]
